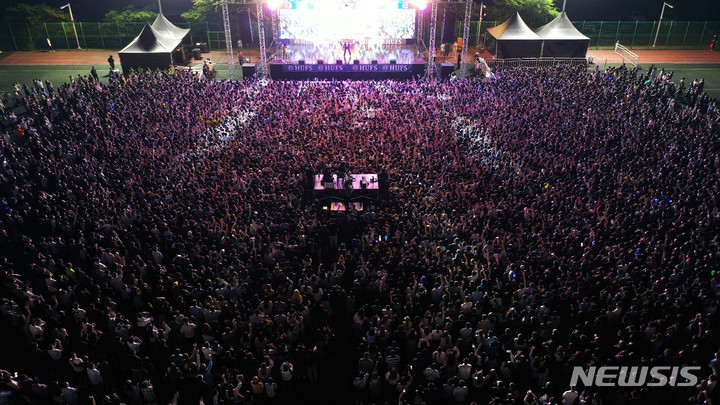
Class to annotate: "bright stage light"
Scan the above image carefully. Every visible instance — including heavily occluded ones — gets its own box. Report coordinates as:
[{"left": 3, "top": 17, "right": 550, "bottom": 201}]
[
  {"left": 278, "top": 5, "right": 416, "bottom": 40},
  {"left": 414, "top": 0, "right": 427, "bottom": 10},
  {"left": 267, "top": 0, "right": 282, "bottom": 10},
  {"left": 313, "top": 0, "right": 335, "bottom": 8},
  {"left": 359, "top": 0, "right": 382, "bottom": 9}
]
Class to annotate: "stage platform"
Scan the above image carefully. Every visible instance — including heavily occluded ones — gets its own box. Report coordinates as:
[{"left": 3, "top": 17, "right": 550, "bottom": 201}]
[
  {"left": 313, "top": 173, "right": 379, "bottom": 203},
  {"left": 269, "top": 42, "right": 426, "bottom": 80},
  {"left": 277, "top": 43, "right": 422, "bottom": 65},
  {"left": 314, "top": 174, "right": 379, "bottom": 191},
  {"left": 269, "top": 62, "right": 425, "bottom": 80}
]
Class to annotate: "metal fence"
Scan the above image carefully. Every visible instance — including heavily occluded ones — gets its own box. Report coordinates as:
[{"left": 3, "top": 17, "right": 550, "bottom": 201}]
[
  {"left": 1, "top": 20, "right": 718, "bottom": 52},
  {"left": 0, "top": 21, "right": 211, "bottom": 51},
  {"left": 574, "top": 21, "right": 720, "bottom": 49},
  {"left": 487, "top": 57, "right": 588, "bottom": 69}
]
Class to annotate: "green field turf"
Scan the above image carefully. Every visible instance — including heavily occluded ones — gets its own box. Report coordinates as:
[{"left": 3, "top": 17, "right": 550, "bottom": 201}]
[
  {"left": 0, "top": 64, "right": 113, "bottom": 95},
  {"left": 0, "top": 64, "right": 239, "bottom": 96},
  {"left": 1, "top": 61, "right": 719, "bottom": 99},
  {"left": 617, "top": 63, "right": 720, "bottom": 100}
]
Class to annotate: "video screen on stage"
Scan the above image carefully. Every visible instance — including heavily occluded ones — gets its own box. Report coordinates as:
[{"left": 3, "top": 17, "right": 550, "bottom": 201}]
[
  {"left": 278, "top": 8, "right": 416, "bottom": 41},
  {"left": 328, "top": 202, "right": 364, "bottom": 211}
]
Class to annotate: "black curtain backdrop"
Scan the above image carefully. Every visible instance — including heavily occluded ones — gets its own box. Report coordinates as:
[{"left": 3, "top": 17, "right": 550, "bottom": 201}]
[
  {"left": 238, "top": 8, "right": 254, "bottom": 45},
  {"left": 441, "top": 8, "right": 457, "bottom": 44}
]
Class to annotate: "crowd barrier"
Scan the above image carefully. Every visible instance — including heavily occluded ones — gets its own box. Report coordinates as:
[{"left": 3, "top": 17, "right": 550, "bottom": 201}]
[{"left": 487, "top": 58, "right": 588, "bottom": 69}]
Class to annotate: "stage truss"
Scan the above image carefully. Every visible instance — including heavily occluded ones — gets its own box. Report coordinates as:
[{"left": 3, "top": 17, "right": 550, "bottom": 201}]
[
  {"left": 223, "top": 0, "right": 269, "bottom": 79},
  {"left": 417, "top": 8, "right": 424, "bottom": 47},
  {"left": 256, "top": 2, "right": 267, "bottom": 77},
  {"left": 460, "top": 0, "right": 471, "bottom": 74},
  {"left": 428, "top": 0, "right": 438, "bottom": 77},
  {"left": 221, "top": 0, "right": 475, "bottom": 80}
]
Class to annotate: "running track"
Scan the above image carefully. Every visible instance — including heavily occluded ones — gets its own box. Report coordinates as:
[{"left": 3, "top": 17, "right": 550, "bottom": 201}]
[{"left": 2, "top": 49, "right": 720, "bottom": 66}]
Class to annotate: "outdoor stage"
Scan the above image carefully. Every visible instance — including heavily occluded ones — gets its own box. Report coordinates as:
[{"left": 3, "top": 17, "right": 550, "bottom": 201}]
[
  {"left": 313, "top": 173, "right": 379, "bottom": 204},
  {"left": 269, "top": 43, "right": 426, "bottom": 80}
]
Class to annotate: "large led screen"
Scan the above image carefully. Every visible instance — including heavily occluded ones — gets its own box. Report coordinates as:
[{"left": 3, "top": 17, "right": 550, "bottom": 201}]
[{"left": 278, "top": 8, "right": 416, "bottom": 41}]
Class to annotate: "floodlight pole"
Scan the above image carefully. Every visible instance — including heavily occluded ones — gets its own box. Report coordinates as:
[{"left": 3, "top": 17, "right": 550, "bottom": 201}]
[
  {"left": 460, "top": 0, "right": 472, "bottom": 75},
  {"left": 475, "top": 2, "right": 485, "bottom": 52},
  {"left": 427, "top": 0, "right": 438, "bottom": 77},
  {"left": 61, "top": 3, "right": 81, "bottom": 49},
  {"left": 652, "top": 2, "right": 673, "bottom": 48}
]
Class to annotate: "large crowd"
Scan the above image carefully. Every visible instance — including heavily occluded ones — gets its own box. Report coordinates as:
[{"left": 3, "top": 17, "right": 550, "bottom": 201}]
[{"left": 0, "top": 63, "right": 719, "bottom": 405}]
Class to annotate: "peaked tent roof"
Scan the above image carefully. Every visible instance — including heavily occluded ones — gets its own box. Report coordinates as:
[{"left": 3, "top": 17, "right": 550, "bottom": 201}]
[
  {"left": 487, "top": 12, "right": 542, "bottom": 40},
  {"left": 534, "top": 12, "right": 590, "bottom": 40},
  {"left": 119, "top": 23, "right": 181, "bottom": 54},
  {"left": 151, "top": 13, "right": 190, "bottom": 41}
]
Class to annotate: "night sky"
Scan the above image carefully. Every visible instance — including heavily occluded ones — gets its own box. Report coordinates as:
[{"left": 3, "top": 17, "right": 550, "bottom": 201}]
[{"left": 1, "top": 0, "right": 718, "bottom": 25}]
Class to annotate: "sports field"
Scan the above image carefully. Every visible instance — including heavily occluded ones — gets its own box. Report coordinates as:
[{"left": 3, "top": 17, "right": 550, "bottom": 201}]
[
  {"left": 1, "top": 50, "right": 719, "bottom": 99},
  {"left": 609, "top": 63, "right": 720, "bottom": 99}
]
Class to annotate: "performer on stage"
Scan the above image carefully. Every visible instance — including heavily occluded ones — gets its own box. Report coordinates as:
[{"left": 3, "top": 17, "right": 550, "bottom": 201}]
[
  {"left": 378, "top": 168, "right": 389, "bottom": 201},
  {"left": 322, "top": 164, "right": 333, "bottom": 184},
  {"left": 343, "top": 40, "right": 352, "bottom": 59},
  {"left": 337, "top": 160, "right": 349, "bottom": 189}
]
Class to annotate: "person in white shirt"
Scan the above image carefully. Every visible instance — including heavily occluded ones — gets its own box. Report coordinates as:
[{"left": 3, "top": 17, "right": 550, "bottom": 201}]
[
  {"left": 265, "top": 377, "right": 278, "bottom": 398},
  {"left": 181, "top": 318, "right": 197, "bottom": 341},
  {"left": 29, "top": 318, "right": 45, "bottom": 342},
  {"left": 86, "top": 362, "right": 103, "bottom": 385},
  {"left": 453, "top": 380, "right": 469, "bottom": 403},
  {"left": 562, "top": 386, "right": 579, "bottom": 405},
  {"left": 47, "top": 339, "right": 63, "bottom": 361},
  {"left": 72, "top": 304, "right": 86, "bottom": 322},
  {"left": 136, "top": 312, "right": 152, "bottom": 328},
  {"left": 280, "top": 361, "right": 293, "bottom": 382},
  {"left": 201, "top": 342, "right": 217, "bottom": 361},
  {"left": 61, "top": 382, "right": 80, "bottom": 405},
  {"left": 457, "top": 358, "right": 473, "bottom": 381},
  {"left": 423, "top": 364, "right": 440, "bottom": 381},
  {"left": 127, "top": 336, "right": 142, "bottom": 354},
  {"left": 233, "top": 374, "right": 244, "bottom": 399},
  {"left": 69, "top": 352, "right": 84, "bottom": 373}
]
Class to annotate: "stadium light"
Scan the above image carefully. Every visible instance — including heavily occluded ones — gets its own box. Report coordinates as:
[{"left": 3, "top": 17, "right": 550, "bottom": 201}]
[
  {"left": 60, "top": 3, "right": 81, "bottom": 49},
  {"left": 475, "top": 2, "right": 486, "bottom": 49},
  {"left": 652, "top": 2, "right": 674, "bottom": 48}
]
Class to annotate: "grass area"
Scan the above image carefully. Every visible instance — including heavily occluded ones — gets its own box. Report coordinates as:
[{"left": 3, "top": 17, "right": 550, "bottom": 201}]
[
  {"left": 1, "top": 61, "right": 718, "bottom": 99},
  {"left": 592, "top": 62, "right": 720, "bottom": 100},
  {"left": 641, "top": 63, "right": 720, "bottom": 100},
  {"left": 0, "top": 64, "right": 115, "bottom": 95},
  {"left": 0, "top": 64, "right": 241, "bottom": 94}
]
